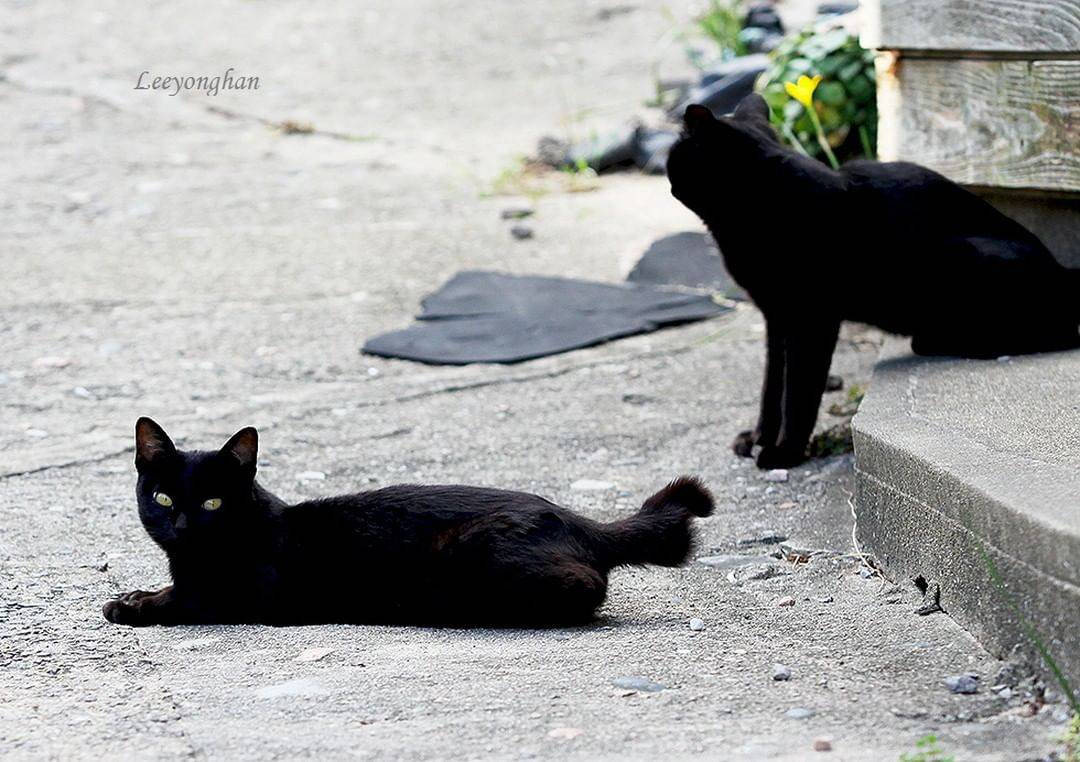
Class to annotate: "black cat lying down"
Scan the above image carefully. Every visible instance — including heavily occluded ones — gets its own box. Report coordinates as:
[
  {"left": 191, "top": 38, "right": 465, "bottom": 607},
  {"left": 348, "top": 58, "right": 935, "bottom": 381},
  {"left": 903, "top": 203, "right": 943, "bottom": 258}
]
[
  {"left": 103, "top": 418, "right": 714, "bottom": 627},
  {"left": 668, "top": 94, "right": 1080, "bottom": 469}
]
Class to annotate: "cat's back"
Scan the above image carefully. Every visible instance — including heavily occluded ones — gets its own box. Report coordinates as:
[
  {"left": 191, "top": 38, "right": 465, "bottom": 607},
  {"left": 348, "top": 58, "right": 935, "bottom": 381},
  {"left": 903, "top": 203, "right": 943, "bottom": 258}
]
[
  {"left": 284, "top": 483, "right": 566, "bottom": 538},
  {"left": 841, "top": 159, "right": 1049, "bottom": 253},
  {"left": 278, "top": 483, "right": 581, "bottom": 576}
]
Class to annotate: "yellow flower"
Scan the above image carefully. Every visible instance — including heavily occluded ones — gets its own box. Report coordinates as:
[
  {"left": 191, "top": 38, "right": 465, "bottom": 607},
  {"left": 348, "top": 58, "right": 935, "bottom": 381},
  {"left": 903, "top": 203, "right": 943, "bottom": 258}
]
[{"left": 784, "top": 74, "right": 822, "bottom": 109}]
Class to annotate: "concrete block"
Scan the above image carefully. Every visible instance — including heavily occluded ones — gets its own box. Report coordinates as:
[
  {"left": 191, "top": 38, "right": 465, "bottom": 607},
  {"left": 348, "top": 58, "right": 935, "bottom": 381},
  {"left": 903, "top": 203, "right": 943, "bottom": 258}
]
[{"left": 852, "top": 338, "right": 1080, "bottom": 685}]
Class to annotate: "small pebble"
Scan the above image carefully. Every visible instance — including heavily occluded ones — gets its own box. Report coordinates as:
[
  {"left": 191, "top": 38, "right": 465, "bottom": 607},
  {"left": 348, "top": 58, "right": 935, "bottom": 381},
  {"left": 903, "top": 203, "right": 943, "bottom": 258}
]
[
  {"left": 547, "top": 726, "right": 583, "bottom": 740},
  {"left": 777, "top": 501, "right": 799, "bottom": 510},
  {"left": 72, "top": 386, "right": 94, "bottom": 399},
  {"left": 777, "top": 596, "right": 796, "bottom": 607},
  {"left": 688, "top": 618, "right": 705, "bottom": 631},
  {"left": 813, "top": 737, "right": 832, "bottom": 752},
  {"left": 727, "top": 563, "right": 786, "bottom": 584},
  {"left": 33, "top": 356, "right": 72, "bottom": 369},
  {"left": 764, "top": 469, "right": 789, "bottom": 483},
  {"left": 296, "top": 647, "right": 334, "bottom": 663},
  {"left": 785, "top": 706, "right": 815, "bottom": 719},
  {"left": 611, "top": 676, "right": 664, "bottom": 693},
  {"left": 501, "top": 207, "right": 534, "bottom": 220},
  {"left": 255, "top": 678, "right": 328, "bottom": 699},
  {"left": 945, "top": 673, "right": 979, "bottom": 694},
  {"left": 772, "top": 664, "right": 792, "bottom": 681},
  {"left": 996, "top": 687, "right": 1012, "bottom": 700},
  {"left": 296, "top": 471, "right": 326, "bottom": 481},
  {"left": 510, "top": 224, "right": 534, "bottom": 240},
  {"left": 737, "top": 531, "right": 787, "bottom": 547},
  {"left": 571, "top": 479, "right": 615, "bottom": 491},
  {"left": 812, "top": 595, "right": 834, "bottom": 603}
]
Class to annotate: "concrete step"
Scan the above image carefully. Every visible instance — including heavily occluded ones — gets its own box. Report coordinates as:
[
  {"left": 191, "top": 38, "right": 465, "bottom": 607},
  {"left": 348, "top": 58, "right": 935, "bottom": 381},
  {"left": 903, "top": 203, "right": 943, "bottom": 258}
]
[{"left": 852, "top": 337, "right": 1080, "bottom": 687}]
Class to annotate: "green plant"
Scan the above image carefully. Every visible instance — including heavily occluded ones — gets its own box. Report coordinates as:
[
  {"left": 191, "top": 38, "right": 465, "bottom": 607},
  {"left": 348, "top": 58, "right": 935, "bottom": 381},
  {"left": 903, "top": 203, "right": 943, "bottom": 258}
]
[
  {"left": 696, "top": 0, "right": 748, "bottom": 59},
  {"left": 756, "top": 25, "right": 877, "bottom": 164},
  {"left": 970, "top": 523, "right": 1079, "bottom": 760},
  {"left": 485, "top": 156, "right": 598, "bottom": 201},
  {"left": 975, "top": 542, "right": 1078, "bottom": 714},
  {"left": 899, "top": 734, "right": 954, "bottom": 762},
  {"left": 1063, "top": 712, "right": 1079, "bottom": 762}
]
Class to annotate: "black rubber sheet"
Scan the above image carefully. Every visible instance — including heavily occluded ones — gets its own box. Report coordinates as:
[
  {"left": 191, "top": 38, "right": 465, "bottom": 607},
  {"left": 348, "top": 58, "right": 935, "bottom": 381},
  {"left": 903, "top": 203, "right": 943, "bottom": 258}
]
[
  {"left": 626, "top": 232, "right": 748, "bottom": 301},
  {"left": 362, "top": 270, "right": 729, "bottom": 365}
]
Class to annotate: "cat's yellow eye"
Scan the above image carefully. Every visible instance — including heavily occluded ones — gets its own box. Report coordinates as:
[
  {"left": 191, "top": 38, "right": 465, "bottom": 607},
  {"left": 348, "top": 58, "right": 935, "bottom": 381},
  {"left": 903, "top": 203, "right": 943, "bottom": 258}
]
[
  {"left": 202, "top": 498, "right": 222, "bottom": 511},
  {"left": 154, "top": 492, "right": 173, "bottom": 507}
]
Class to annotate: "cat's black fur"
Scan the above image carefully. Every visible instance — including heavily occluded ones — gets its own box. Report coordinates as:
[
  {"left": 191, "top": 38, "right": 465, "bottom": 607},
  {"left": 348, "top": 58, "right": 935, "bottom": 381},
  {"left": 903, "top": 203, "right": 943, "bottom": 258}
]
[
  {"left": 103, "top": 418, "right": 714, "bottom": 627},
  {"left": 667, "top": 95, "right": 1080, "bottom": 469}
]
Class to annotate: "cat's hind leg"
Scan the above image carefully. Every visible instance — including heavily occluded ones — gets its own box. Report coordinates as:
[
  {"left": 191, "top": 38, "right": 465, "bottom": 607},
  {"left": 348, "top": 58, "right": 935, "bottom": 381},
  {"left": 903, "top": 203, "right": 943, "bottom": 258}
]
[{"left": 481, "top": 556, "right": 608, "bottom": 627}]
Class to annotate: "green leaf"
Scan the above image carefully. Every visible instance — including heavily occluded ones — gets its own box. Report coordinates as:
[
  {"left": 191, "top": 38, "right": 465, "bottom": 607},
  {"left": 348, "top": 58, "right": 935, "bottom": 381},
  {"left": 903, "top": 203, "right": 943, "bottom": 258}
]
[
  {"left": 847, "top": 74, "right": 874, "bottom": 104},
  {"left": 786, "top": 57, "right": 813, "bottom": 74},
  {"left": 816, "top": 81, "right": 846, "bottom": 107},
  {"left": 838, "top": 59, "right": 864, "bottom": 83}
]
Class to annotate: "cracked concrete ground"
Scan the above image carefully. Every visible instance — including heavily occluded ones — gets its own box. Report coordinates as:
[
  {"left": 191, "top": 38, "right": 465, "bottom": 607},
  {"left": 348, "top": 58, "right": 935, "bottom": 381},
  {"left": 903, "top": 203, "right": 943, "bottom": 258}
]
[{"left": 0, "top": 1, "right": 1072, "bottom": 759}]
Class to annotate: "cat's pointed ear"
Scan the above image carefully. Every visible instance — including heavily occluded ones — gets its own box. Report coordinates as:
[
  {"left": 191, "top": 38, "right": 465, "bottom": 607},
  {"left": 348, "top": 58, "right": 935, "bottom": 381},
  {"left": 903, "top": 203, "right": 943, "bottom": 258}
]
[
  {"left": 135, "top": 417, "right": 176, "bottom": 471},
  {"left": 220, "top": 427, "right": 258, "bottom": 473},
  {"left": 683, "top": 104, "right": 715, "bottom": 134},
  {"left": 733, "top": 93, "right": 771, "bottom": 124}
]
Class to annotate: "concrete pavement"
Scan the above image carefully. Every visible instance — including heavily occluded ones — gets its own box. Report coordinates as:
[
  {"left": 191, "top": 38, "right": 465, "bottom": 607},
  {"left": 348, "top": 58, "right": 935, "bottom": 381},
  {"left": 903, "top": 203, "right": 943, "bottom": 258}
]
[{"left": 0, "top": 1, "right": 1073, "bottom": 758}]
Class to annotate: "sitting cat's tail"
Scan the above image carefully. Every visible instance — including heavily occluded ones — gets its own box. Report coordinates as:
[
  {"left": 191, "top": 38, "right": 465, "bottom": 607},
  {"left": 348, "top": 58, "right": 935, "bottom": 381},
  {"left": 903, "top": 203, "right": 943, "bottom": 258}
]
[{"left": 601, "top": 476, "right": 714, "bottom": 568}]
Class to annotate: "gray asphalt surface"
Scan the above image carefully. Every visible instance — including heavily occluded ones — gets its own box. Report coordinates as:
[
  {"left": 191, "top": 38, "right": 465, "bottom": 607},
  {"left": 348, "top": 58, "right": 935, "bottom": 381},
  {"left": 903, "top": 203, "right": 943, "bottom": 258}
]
[{"left": 0, "top": 1, "right": 1072, "bottom": 759}]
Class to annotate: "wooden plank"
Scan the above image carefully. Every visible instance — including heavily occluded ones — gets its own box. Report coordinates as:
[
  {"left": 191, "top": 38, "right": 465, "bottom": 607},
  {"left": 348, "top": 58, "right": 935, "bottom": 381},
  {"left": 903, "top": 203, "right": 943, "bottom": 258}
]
[
  {"left": 876, "top": 55, "right": 1080, "bottom": 192},
  {"left": 861, "top": 0, "right": 1080, "bottom": 53}
]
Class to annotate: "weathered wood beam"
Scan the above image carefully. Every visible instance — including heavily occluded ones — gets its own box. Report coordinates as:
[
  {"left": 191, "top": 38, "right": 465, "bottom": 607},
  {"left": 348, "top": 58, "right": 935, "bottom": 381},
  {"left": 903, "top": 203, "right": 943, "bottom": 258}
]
[
  {"left": 876, "top": 55, "right": 1080, "bottom": 192},
  {"left": 862, "top": 0, "right": 1080, "bottom": 54}
]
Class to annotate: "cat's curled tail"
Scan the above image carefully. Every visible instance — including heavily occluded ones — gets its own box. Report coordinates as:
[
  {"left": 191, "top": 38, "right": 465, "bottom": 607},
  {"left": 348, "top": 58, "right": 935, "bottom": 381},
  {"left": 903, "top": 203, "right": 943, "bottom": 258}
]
[{"left": 601, "top": 476, "right": 714, "bottom": 568}]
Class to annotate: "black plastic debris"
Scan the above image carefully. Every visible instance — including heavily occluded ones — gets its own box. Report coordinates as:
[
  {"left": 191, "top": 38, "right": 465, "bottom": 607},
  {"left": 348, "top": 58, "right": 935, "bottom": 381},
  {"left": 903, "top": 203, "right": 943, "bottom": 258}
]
[
  {"left": 537, "top": 123, "right": 678, "bottom": 175},
  {"left": 746, "top": 3, "right": 784, "bottom": 35},
  {"left": 633, "top": 128, "right": 680, "bottom": 174},
  {"left": 626, "top": 232, "right": 748, "bottom": 301},
  {"left": 740, "top": 3, "right": 785, "bottom": 53},
  {"left": 670, "top": 54, "right": 769, "bottom": 119},
  {"left": 817, "top": 2, "right": 859, "bottom": 17},
  {"left": 362, "top": 271, "right": 728, "bottom": 365}
]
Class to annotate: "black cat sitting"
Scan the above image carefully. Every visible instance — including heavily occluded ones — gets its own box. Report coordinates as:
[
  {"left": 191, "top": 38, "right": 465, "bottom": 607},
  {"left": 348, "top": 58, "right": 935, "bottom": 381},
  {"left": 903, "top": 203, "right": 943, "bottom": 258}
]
[
  {"left": 103, "top": 418, "right": 714, "bottom": 627},
  {"left": 667, "top": 95, "right": 1080, "bottom": 469}
]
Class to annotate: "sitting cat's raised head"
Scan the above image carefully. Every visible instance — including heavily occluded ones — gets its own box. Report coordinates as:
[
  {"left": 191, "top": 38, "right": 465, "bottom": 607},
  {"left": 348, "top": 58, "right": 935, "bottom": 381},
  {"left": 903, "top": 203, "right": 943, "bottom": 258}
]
[{"left": 133, "top": 417, "right": 259, "bottom": 549}]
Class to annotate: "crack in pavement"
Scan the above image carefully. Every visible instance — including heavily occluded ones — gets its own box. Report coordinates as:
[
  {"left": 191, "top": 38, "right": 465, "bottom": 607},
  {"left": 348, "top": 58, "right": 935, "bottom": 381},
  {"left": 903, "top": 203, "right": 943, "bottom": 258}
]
[
  {"left": 0, "top": 71, "right": 122, "bottom": 111},
  {"left": 0, "top": 330, "right": 754, "bottom": 480},
  {"left": 203, "top": 104, "right": 377, "bottom": 143}
]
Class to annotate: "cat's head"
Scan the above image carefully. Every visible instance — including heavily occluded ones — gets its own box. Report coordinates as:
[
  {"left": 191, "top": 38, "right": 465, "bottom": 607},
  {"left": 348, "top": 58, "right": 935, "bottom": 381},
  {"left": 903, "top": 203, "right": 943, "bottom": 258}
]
[
  {"left": 667, "top": 94, "right": 781, "bottom": 216},
  {"left": 133, "top": 417, "right": 260, "bottom": 550}
]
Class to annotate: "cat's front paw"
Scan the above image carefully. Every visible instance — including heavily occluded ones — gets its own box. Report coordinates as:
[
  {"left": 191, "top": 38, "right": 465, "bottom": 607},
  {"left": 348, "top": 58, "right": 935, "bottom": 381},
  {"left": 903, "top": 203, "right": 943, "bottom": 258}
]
[
  {"left": 118, "top": 590, "right": 155, "bottom": 605},
  {"left": 103, "top": 595, "right": 153, "bottom": 626},
  {"left": 732, "top": 430, "right": 757, "bottom": 458},
  {"left": 756, "top": 444, "right": 805, "bottom": 470}
]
